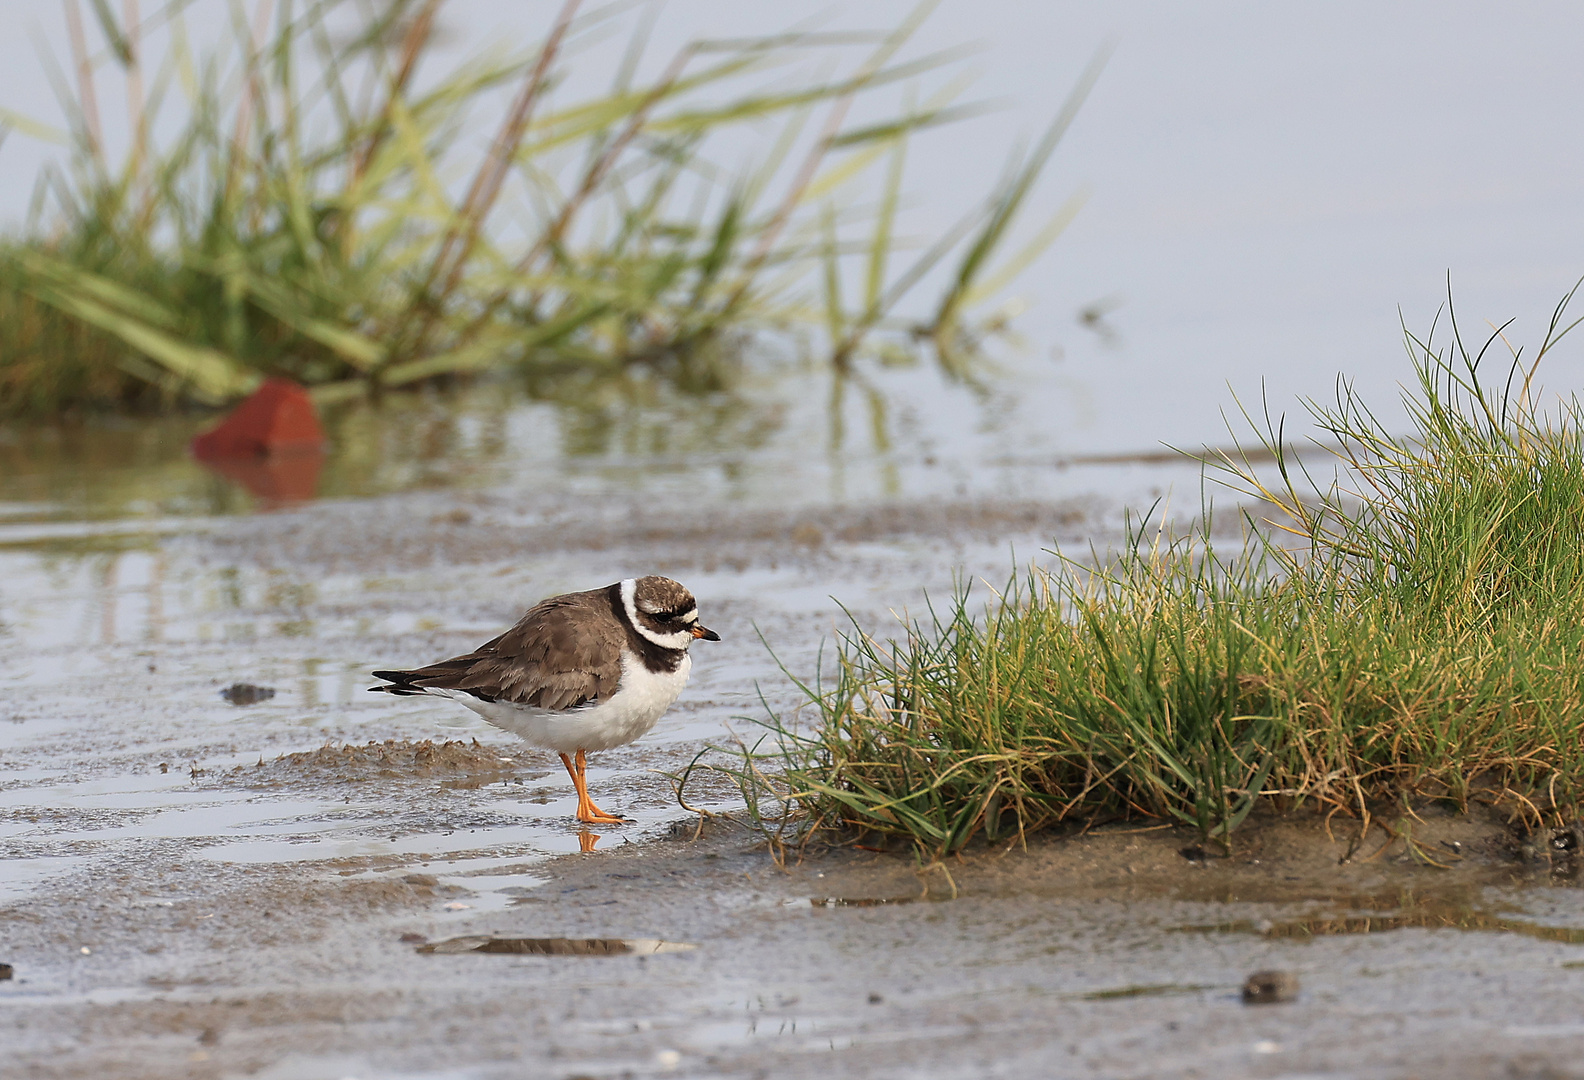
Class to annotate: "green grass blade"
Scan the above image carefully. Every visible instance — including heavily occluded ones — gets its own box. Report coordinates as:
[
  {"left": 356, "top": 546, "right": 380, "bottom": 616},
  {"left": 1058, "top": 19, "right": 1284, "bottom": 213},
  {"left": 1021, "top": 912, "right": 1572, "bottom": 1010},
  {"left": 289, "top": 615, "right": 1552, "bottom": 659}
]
[{"left": 931, "top": 42, "right": 1109, "bottom": 336}]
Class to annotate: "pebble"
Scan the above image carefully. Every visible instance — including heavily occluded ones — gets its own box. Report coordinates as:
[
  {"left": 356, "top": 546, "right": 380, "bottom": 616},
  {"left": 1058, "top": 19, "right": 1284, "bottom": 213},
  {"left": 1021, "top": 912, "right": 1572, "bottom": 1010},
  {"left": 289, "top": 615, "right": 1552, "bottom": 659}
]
[
  {"left": 1242, "top": 969, "right": 1299, "bottom": 1004},
  {"left": 220, "top": 683, "right": 277, "bottom": 706}
]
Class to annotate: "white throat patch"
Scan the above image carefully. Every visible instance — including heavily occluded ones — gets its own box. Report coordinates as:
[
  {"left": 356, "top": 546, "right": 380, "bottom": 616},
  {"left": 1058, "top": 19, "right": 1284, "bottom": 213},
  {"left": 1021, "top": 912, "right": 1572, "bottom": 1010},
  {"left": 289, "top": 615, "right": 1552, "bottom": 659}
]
[{"left": 620, "top": 578, "right": 693, "bottom": 651}]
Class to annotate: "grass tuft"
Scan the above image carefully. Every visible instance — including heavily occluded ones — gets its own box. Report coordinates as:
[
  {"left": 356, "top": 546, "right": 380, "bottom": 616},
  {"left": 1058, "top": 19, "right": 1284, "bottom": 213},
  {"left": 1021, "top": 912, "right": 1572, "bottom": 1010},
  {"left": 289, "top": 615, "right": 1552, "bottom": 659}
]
[
  {"left": 0, "top": 1, "right": 1097, "bottom": 416},
  {"left": 717, "top": 285, "right": 1584, "bottom": 857}
]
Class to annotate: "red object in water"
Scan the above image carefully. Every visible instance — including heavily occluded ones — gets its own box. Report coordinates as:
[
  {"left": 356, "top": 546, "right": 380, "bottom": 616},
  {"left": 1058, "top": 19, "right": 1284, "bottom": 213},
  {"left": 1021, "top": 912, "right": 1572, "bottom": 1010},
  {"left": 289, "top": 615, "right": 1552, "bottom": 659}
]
[
  {"left": 191, "top": 378, "right": 327, "bottom": 504},
  {"left": 191, "top": 378, "right": 325, "bottom": 458}
]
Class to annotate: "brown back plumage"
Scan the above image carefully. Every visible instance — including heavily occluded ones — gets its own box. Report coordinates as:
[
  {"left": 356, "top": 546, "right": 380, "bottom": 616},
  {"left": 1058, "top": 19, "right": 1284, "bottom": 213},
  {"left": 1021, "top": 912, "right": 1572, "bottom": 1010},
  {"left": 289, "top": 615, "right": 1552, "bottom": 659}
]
[{"left": 374, "top": 585, "right": 627, "bottom": 711}]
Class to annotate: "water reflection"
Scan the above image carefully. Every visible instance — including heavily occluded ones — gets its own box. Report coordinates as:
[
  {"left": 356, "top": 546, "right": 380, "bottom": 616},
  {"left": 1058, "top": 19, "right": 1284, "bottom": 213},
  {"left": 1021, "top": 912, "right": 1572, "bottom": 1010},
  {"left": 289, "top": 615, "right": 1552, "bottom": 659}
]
[
  {"left": 0, "top": 354, "right": 1187, "bottom": 527},
  {"left": 416, "top": 936, "right": 696, "bottom": 956},
  {"left": 0, "top": 547, "right": 171, "bottom": 651},
  {"left": 0, "top": 370, "right": 797, "bottom": 521},
  {"left": 0, "top": 383, "right": 512, "bottom": 520},
  {"left": 197, "top": 448, "right": 326, "bottom": 505},
  {"left": 0, "top": 541, "right": 377, "bottom": 699}
]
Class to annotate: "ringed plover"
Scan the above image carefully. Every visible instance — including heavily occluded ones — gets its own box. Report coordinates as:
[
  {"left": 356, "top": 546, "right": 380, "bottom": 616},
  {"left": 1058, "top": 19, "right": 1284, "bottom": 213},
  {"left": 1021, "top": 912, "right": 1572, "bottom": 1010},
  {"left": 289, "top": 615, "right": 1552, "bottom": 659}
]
[{"left": 370, "top": 576, "right": 718, "bottom": 824}]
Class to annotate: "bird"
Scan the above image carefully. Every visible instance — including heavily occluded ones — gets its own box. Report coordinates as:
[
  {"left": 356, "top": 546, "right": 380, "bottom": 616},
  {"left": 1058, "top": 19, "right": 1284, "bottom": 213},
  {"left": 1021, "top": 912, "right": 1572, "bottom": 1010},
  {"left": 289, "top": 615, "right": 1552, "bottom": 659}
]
[{"left": 368, "top": 576, "right": 719, "bottom": 824}]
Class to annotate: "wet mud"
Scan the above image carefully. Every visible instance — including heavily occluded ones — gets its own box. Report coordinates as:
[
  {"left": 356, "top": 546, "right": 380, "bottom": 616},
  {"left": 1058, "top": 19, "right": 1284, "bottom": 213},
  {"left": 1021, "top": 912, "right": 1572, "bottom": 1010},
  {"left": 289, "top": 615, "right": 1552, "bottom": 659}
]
[
  {"left": 9, "top": 781, "right": 1584, "bottom": 1080},
  {"left": 222, "top": 739, "right": 525, "bottom": 790},
  {"left": 8, "top": 481, "right": 1584, "bottom": 1079},
  {"left": 198, "top": 492, "right": 1100, "bottom": 575}
]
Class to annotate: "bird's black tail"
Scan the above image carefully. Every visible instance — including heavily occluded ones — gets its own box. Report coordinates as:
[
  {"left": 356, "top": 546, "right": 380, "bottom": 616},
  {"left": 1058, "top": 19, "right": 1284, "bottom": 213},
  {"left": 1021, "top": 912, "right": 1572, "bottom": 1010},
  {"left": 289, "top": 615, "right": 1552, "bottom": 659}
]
[{"left": 368, "top": 670, "right": 426, "bottom": 696}]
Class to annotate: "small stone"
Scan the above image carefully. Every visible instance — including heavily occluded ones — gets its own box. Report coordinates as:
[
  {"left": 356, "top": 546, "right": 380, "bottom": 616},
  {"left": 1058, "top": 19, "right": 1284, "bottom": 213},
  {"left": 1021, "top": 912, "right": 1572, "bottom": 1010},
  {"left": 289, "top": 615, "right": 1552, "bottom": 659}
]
[
  {"left": 1242, "top": 970, "right": 1299, "bottom": 1004},
  {"left": 398, "top": 932, "right": 427, "bottom": 944},
  {"left": 220, "top": 683, "right": 277, "bottom": 706},
  {"left": 868, "top": 992, "right": 884, "bottom": 1004},
  {"left": 0, "top": 963, "right": 13, "bottom": 980}
]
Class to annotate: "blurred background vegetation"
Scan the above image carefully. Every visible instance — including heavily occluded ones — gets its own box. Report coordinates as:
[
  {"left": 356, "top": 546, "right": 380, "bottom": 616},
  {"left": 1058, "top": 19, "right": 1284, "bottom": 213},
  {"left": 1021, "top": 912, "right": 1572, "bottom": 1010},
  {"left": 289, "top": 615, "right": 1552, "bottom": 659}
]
[{"left": 0, "top": 0, "right": 1099, "bottom": 418}]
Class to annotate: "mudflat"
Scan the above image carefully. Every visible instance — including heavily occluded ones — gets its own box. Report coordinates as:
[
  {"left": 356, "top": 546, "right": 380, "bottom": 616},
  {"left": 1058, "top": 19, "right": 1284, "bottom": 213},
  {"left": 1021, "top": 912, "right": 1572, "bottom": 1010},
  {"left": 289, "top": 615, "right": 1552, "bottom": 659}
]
[{"left": 7, "top": 490, "right": 1584, "bottom": 1079}]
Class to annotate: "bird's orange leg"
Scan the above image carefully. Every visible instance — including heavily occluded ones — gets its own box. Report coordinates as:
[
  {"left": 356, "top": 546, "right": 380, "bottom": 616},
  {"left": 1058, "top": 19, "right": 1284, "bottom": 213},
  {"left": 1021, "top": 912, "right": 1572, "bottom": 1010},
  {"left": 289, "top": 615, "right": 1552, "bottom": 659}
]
[
  {"left": 558, "top": 753, "right": 587, "bottom": 817},
  {"left": 560, "top": 750, "right": 624, "bottom": 825},
  {"left": 576, "top": 749, "right": 627, "bottom": 824}
]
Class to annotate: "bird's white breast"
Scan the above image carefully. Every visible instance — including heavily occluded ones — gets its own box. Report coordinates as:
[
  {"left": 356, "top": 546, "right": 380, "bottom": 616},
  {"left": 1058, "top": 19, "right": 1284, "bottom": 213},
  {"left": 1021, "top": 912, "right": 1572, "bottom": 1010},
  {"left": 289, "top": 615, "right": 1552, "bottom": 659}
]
[{"left": 432, "top": 649, "right": 691, "bottom": 754}]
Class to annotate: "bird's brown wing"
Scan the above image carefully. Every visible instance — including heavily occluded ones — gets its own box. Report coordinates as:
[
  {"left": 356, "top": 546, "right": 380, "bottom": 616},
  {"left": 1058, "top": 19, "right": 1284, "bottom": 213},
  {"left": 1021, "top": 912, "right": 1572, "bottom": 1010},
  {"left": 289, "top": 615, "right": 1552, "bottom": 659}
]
[{"left": 381, "top": 588, "right": 624, "bottom": 711}]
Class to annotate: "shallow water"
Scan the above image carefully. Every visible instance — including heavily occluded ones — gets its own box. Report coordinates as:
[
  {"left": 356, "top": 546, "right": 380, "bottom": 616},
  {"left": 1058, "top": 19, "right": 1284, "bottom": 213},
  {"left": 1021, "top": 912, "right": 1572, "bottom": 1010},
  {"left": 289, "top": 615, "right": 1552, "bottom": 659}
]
[
  {"left": 0, "top": 363, "right": 1214, "bottom": 524},
  {"left": 0, "top": 387, "right": 1116, "bottom": 915}
]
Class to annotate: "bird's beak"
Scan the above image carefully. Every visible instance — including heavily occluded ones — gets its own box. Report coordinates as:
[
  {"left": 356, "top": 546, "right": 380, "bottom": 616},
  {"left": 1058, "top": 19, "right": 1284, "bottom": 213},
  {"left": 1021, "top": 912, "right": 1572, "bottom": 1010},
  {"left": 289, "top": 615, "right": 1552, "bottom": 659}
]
[{"left": 691, "top": 625, "right": 721, "bottom": 641}]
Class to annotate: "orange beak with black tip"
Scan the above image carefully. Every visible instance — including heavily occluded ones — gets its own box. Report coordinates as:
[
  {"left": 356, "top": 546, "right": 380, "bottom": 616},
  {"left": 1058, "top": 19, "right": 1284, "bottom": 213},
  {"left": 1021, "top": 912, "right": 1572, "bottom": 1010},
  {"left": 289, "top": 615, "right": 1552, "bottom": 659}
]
[{"left": 691, "top": 625, "right": 721, "bottom": 641}]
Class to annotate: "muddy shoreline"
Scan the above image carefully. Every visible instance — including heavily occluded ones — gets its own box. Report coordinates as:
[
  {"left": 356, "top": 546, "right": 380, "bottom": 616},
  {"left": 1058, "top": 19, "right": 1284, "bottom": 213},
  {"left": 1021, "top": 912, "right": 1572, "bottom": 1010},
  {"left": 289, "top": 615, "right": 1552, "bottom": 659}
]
[
  {"left": 8, "top": 489, "right": 1584, "bottom": 1078},
  {"left": 9, "top": 802, "right": 1584, "bottom": 1079}
]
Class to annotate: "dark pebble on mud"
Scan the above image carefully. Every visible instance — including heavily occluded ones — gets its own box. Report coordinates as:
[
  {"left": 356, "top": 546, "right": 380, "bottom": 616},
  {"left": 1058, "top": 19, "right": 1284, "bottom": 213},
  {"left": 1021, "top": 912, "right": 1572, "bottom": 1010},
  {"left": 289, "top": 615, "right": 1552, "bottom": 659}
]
[
  {"left": 0, "top": 963, "right": 12, "bottom": 980},
  {"left": 221, "top": 683, "right": 277, "bottom": 706},
  {"left": 1242, "top": 970, "right": 1299, "bottom": 1004}
]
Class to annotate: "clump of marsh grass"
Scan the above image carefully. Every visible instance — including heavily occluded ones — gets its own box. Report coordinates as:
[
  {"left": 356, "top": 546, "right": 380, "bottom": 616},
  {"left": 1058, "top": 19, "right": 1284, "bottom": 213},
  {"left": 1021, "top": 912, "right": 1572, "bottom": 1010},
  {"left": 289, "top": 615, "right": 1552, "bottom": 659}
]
[
  {"left": 709, "top": 285, "right": 1584, "bottom": 857},
  {"left": 0, "top": 0, "right": 1101, "bottom": 416}
]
